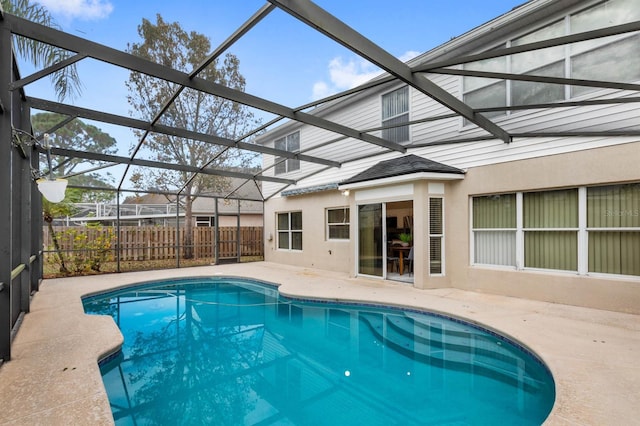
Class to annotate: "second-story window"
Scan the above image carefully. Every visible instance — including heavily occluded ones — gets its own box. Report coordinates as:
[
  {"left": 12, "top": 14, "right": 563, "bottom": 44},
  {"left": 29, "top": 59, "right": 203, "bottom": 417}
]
[
  {"left": 381, "top": 86, "right": 409, "bottom": 143},
  {"left": 274, "top": 131, "right": 300, "bottom": 175},
  {"left": 463, "top": 0, "right": 640, "bottom": 119}
]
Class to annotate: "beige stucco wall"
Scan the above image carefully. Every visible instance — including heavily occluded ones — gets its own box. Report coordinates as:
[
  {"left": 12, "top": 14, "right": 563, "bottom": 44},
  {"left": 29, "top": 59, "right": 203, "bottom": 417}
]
[
  {"left": 218, "top": 214, "right": 263, "bottom": 227},
  {"left": 264, "top": 142, "right": 640, "bottom": 313},
  {"left": 264, "top": 191, "right": 353, "bottom": 272},
  {"left": 445, "top": 141, "right": 640, "bottom": 313}
]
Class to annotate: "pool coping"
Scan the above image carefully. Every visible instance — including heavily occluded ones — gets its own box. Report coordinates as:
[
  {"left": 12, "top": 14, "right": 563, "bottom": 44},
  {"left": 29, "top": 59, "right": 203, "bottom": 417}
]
[{"left": 1, "top": 261, "right": 639, "bottom": 425}]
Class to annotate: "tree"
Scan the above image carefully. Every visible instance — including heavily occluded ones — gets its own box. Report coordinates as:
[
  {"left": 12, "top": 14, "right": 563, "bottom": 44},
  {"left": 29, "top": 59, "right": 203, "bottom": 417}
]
[
  {"left": 1, "top": 0, "right": 82, "bottom": 100},
  {"left": 126, "top": 15, "right": 260, "bottom": 258},
  {"left": 32, "top": 112, "right": 118, "bottom": 202}
]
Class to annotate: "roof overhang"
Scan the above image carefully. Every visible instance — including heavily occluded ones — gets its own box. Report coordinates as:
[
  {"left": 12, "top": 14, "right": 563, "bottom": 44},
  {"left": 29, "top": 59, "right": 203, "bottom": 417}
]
[
  {"left": 339, "top": 171, "right": 465, "bottom": 191},
  {"left": 281, "top": 183, "right": 339, "bottom": 197}
]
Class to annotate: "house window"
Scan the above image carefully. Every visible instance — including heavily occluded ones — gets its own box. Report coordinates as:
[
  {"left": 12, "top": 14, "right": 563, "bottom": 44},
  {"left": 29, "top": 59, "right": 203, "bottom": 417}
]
[
  {"left": 570, "top": 0, "right": 640, "bottom": 97},
  {"left": 277, "top": 211, "right": 302, "bottom": 250},
  {"left": 472, "top": 194, "right": 517, "bottom": 267},
  {"left": 463, "top": 0, "right": 640, "bottom": 116},
  {"left": 195, "top": 216, "right": 215, "bottom": 227},
  {"left": 571, "top": 32, "right": 640, "bottom": 97},
  {"left": 274, "top": 132, "right": 300, "bottom": 175},
  {"left": 381, "top": 86, "right": 409, "bottom": 143},
  {"left": 463, "top": 52, "right": 507, "bottom": 120},
  {"left": 524, "top": 189, "right": 579, "bottom": 271},
  {"left": 473, "top": 184, "right": 640, "bottom": 277},
  {"left": 587, "top": 183, "right": 640, "bottom": 276},
  {"left": 429, "top": 198, "right": 444, "bottom": 275},
  {"left": 327, "top": 207, "right": 350, "bottom": 240},
  {"left": 510, "top": 19, "right": 565, "bottom": 106}
]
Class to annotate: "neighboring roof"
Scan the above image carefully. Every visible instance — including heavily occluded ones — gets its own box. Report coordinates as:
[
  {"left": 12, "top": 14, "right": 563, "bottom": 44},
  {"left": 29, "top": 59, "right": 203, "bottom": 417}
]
[
  {"left": 121, "top": 175, "right": 263, "bottom": 214},
  {"left": 340, "top": 155, "right": 465, "bottom": 185},
  {"left": 123, "top": 174, "right": 262, "bottom": 202}
]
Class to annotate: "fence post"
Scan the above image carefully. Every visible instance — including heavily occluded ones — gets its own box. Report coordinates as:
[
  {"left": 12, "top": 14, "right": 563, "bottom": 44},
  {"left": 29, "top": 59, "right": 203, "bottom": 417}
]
[
  {"left": 236, "top": 200, "right": 241, "bottom": 263},
  {"left": 175, "top": 195, "right": 180, "bottom": 268},
  {"left": 214, "top": 197, "right": 219, "bottom": 265}
]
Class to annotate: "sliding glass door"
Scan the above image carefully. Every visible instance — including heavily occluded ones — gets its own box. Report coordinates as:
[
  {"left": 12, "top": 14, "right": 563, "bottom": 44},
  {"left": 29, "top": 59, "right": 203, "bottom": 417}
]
[{"left": 358, "top": 204, "right": 383, "bottom": 277}]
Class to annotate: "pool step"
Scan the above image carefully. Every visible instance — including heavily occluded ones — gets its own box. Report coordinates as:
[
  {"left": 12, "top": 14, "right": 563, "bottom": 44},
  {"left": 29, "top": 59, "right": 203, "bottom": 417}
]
[{"left": 359, "top": 312, "right": 545, "bottom": 392}]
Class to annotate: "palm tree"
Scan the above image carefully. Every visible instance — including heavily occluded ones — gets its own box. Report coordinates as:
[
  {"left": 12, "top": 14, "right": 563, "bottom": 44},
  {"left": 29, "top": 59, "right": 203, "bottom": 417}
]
[{"left": 1, "top": 0, "right": 82, "bottom": 100}]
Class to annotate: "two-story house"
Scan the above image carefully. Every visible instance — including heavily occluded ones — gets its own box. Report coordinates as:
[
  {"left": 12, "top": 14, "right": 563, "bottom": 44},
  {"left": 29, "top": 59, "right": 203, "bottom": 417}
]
[{"left": 257, "top": 0, "right": 640, "bottom": 314}]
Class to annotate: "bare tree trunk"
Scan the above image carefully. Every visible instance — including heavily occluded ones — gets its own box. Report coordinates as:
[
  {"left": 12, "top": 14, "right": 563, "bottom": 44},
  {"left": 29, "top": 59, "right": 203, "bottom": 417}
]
[{"left": 47, "top": 220, "right": 69, "bottom": 274}]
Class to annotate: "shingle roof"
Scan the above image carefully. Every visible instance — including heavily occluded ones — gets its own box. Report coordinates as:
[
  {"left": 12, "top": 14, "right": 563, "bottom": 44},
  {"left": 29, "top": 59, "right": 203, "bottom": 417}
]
[{"left": 341, "top": 154, "right": 465, "bottom": 185}]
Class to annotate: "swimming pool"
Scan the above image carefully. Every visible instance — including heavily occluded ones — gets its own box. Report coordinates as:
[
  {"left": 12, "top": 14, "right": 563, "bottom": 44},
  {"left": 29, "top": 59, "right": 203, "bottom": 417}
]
[{"left": 83, "top": 277, "right": 555, "bottom": 425}]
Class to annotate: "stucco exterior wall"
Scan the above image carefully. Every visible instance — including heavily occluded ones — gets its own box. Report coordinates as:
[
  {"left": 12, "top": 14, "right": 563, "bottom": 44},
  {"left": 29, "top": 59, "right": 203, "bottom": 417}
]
[
  {"left": 445, "top": 141, "right": 640, "bottom": 313},
  {"left": 218, "top": 214, "right": 263, "bottom": 227},
  {"left": 263, "top": 142, "right": 640, "bottom": 313},
  {"left": 264, "top": 191, "right": 352, "bottom": 272}
]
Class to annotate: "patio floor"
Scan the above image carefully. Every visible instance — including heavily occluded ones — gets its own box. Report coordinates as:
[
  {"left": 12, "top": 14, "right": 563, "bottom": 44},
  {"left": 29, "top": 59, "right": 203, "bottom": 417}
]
[{"left": 1, "top": 261, "right": 638, "bottom": 425}]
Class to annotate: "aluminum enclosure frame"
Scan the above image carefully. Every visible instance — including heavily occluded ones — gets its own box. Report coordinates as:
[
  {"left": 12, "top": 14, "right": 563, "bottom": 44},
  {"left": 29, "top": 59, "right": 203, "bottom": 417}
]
[{"left": 1, "top": 0, "right": 639, "bottom": 362}]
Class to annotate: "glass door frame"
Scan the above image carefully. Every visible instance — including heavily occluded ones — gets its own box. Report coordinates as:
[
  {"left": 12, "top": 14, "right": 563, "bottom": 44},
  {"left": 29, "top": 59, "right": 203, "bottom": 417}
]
[{"left": 357, "top": 202, "right": 390, "bottom": 278}]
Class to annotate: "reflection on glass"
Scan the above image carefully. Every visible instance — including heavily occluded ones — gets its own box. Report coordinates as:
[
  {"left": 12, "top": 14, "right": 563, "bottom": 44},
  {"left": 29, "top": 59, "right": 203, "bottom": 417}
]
[{"left": 358, "top": 204, "right": 383, "bottom": 277}]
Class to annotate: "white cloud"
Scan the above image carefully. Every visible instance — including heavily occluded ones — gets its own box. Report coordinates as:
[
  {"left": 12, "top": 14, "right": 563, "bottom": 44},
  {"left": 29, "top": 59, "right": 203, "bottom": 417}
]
[
  {"left": 327, "top": 57, "right": 381, "bottom": 90},
  {"left": 399, "top": 50, "right": 421, "bottom": 63},
  {"left": 37, "top": 0, "right": 113, "bottom": 21},
  {"left": 312, "top": 81, "right": 331, "bottom": 100},
  {"left": 311, "top": 50, "right": 422, "bottom": 101},
  {"left": 311, "top": 56, "right": 381, "bottom": 100}
]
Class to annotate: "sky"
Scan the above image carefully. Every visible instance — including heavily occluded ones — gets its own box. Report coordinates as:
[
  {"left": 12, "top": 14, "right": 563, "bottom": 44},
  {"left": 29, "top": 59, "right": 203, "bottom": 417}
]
[{"left": 15, "top": 0, "right": 527, "bottom": 186}]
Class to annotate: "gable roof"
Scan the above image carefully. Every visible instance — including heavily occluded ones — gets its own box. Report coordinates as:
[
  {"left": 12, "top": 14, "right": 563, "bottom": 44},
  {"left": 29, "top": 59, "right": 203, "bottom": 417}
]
[{"left": 340, "top": 155, "right": 465, "bottom": 185}]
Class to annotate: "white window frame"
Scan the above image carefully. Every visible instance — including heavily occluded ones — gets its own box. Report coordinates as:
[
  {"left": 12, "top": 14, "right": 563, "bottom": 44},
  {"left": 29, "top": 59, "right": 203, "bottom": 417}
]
[
  {"left": 381, "top": 86, "right": 410, "bottom": 143},
  {"left": 462, "top": 0, "right": 640, "bottom": 123},
  {"left": 471, "top": 183, "right": 640, "bottom": 279},
  {"left": 274, "top": 131, "right": 300, "bottom": 175},
  {"left": 585, "top": 184, "right": 640, "bottom": 278},
  {"left": 522, "top": 189, "right": 580, "bottom": 273},
  {"left": 326, "top": 207, "right": 350, "bottom": 241},
  {"left": 277, "top": 211, "right": 302, "bottom": 251},
  {"left": 470, "top": 194, "right": 518, "bottom": 269},
  {"left": 429, "top": 197, "right": 444, "bottom": 276},
  {"left": 195, "top": 216, "right": 215, "bottom": 227}
]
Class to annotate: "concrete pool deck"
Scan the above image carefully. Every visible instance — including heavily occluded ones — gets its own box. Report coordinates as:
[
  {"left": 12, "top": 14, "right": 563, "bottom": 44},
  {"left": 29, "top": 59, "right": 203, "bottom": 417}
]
[{"left": 0, "top": 262, "right": 639, "bottom": 425}]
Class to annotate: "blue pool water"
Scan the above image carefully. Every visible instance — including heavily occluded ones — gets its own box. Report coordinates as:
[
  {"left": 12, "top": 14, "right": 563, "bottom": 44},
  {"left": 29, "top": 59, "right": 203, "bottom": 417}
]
[{"left": 83, "top": 277, "right": 555, "bottom": 425}]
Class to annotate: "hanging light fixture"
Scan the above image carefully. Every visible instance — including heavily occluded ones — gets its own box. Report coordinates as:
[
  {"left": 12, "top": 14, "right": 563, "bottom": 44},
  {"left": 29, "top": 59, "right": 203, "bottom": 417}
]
[{"left": 36, "top": 134, "right": 68, "bottom": 203}]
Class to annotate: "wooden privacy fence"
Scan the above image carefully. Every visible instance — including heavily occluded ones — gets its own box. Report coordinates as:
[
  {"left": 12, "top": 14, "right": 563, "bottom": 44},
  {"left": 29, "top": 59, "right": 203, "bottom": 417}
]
[{"left": 43, "top": 226, "right": 264, "bottom": 261}]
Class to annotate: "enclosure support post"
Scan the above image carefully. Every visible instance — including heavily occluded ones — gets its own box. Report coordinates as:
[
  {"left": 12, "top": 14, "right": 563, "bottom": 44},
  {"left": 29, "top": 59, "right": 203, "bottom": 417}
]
[
  {"left": 236, "top": 200, "right": 241, "bottom": 263},
  {"left": 29, "top": 102, "right": 42, "bottom": 294},
  {"left": 16, "top": 87, "right": 31, "bottom": 314},
  {"left": 116, "top": 190, "right": 121, "bottom": 273},
  {"left": 175, "top": 195, "right": 180, "bottom": 269},
  {"left": 0, "top": 22, "right": 14, "bottom": 362},
  {"left": 214, "top": 197, "right": 219, "bottom": 265}
]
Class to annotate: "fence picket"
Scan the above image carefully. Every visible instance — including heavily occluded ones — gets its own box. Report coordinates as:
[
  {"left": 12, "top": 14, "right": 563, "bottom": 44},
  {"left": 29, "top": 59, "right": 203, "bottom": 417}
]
[{"left": 44, "top": 226, "right": 263, "bottom": 261}]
